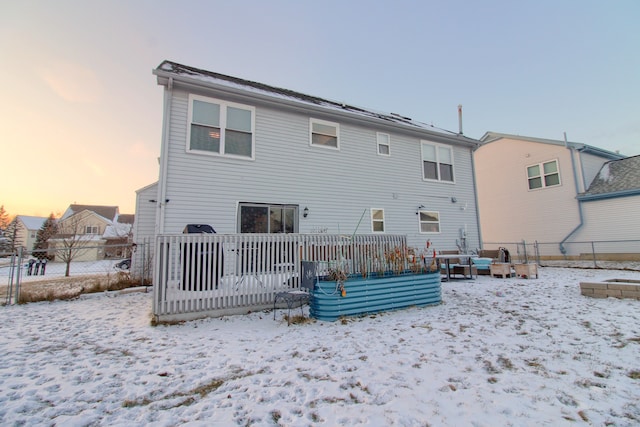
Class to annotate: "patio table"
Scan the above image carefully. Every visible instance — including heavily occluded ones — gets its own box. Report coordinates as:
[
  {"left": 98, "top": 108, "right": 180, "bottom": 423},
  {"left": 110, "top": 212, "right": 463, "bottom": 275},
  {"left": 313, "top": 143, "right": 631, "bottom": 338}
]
[{"left": 435, "top": 254, "right": 477, "bottom": 282}]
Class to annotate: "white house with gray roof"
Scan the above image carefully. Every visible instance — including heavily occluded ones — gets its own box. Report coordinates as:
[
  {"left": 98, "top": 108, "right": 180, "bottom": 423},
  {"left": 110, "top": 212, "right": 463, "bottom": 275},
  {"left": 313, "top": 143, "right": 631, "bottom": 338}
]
[
  {"left": 475, "top": 132, "right": 629, "bottom": 258},
  {"left": 8, "top": 215, "right": 48, "bottom": 251},
  {"left": 134, "top": 60, "right": 482, "bottom": 267},
  {"left": 568, "top": 155, "right": 640, "bottom": 258}
]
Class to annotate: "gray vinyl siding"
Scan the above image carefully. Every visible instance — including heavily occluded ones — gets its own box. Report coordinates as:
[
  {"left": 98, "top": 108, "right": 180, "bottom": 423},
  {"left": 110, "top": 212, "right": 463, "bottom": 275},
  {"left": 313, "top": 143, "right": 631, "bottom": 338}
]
[
  {"left": 131, "top": 182, "right": 158, "bottom": 277},
  {"left": 159, "top": 87, "right": 479, "bottom": 251},
  {"left": 571, "top": 195, "right": 640, "bottom": 246}
]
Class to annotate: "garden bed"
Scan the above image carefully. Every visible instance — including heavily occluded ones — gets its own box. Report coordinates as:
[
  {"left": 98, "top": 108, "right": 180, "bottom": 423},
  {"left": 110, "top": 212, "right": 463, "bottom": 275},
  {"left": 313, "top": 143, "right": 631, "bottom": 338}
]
[
  {"left": 310, "top": 271, "right": 441, "bottom": 321},
  {"left": 579, "top": 278, "right": 640, "bottom": 299}
]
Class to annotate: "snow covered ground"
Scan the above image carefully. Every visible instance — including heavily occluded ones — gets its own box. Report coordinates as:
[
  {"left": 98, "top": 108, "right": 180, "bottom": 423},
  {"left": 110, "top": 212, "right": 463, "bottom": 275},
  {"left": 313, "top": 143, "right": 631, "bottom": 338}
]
[{"left": 1, "top": 266, "right": 639, "bottom": 426}]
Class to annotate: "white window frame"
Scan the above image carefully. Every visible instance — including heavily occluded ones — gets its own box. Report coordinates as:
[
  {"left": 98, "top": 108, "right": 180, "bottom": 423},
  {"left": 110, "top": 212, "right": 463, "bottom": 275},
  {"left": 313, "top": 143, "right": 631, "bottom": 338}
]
[
  {"left": 371, "top": 208, "right": 385, "bottom": 233},
  {"left": 85, "top": 225, "right": 99, "bottom": 235},
  {"left": 377, "top": 132, "right": 390, "bottom": 156},
  {"left": 418, "top": 210, "right": 441, "bottom": 234},
  {"left": 186, "top": 94, "right": 255, "bottom": 160},
  {"left": 526, "top": 159, "right": 561, "bottom": 190},
  {"left": 310, "top": 118, "right": 340, "bottom": 150},
  {"left": 420, "top": 141, "right": 455, "bottom": 183}
]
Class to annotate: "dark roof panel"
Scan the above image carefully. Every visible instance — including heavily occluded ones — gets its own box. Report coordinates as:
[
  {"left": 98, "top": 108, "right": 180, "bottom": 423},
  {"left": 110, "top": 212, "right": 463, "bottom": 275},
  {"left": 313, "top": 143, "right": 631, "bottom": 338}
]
[
  {"left": 155, "top": 60, "right": 477, "bottom": 143},
  {"left": 582, "top": 155, "right": 640, "bottom": 196}
]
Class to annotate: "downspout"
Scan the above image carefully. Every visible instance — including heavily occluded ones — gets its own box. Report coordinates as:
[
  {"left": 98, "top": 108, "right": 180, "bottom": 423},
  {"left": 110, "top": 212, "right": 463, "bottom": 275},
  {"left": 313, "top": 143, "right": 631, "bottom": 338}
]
[
  {"left": 156, "top": 77, "right": 173, "bottom": 235},
  {"left": 470, "top": 143, "right": 483, "bottom": 250},
  {"left": 559, "top": 132, "right": 584, "bottom": 255}
]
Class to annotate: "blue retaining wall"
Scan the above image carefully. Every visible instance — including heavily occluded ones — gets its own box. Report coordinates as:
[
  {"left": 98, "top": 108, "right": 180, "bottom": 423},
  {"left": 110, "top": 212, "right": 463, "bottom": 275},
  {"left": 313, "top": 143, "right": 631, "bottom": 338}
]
[{"left": 310, "top": 272, "right": 441, "bottom": 321}]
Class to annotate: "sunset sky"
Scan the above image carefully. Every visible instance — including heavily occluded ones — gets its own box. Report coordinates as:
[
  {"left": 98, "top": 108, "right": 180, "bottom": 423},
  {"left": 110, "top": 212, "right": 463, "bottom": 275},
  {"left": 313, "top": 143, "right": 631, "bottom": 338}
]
[{"left": 1, "top": 0, "right": 638, "bottom": 218}]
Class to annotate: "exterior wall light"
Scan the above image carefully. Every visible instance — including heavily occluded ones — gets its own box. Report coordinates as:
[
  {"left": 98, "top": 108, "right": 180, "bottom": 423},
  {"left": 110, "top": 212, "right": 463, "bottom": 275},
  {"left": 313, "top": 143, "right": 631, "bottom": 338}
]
[{"left": 303, "top": 207, "right": 309, "bottom": 218}]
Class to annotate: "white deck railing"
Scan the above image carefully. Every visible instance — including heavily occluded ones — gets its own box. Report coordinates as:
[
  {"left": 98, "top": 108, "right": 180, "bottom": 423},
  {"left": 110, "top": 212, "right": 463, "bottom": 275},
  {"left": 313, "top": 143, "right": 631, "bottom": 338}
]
[{"left": 152, "top": 233, "right": 407, "bottom": 322}]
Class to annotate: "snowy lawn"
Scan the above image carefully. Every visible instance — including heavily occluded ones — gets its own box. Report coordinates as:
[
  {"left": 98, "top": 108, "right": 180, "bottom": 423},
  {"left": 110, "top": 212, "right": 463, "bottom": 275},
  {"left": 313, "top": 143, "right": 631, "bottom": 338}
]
[{"left": 1, "top": 267, "right": 639, "bottom": 426}]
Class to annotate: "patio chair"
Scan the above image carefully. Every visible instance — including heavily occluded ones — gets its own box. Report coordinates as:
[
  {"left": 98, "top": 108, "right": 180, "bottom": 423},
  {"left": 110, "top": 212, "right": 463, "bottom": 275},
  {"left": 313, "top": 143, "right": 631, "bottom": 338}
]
[{"left": 273, "top": 261, "right": 316, "bottom": 325}]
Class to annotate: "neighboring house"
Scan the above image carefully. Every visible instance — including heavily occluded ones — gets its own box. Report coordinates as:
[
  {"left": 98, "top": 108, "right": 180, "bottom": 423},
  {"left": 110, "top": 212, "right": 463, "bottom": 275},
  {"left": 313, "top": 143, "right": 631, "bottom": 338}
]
[
  {"left": 7, "top": 215, "right": 48, "bottom": 252},
  {"left": 50, "top": 204, "right": 134, "bottom": 261},
  {"left": 570, "top": 155, "right": 640, "bottom": 258},
  {"left": 131, "top": 182, "right": 158, "bottom": 276},
  {"left": 474, "top": 132, "right": 626, "bottom": 257},
  {"left": 135, "top": 60, "right": 482, "bottom": 264}
]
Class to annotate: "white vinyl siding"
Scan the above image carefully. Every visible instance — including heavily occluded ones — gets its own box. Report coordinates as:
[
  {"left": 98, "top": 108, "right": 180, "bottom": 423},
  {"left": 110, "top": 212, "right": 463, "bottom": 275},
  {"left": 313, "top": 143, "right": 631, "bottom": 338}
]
[
  {"left": 187, "top": 94, "right": 255, "bottom": 159},
  {"left": 158, "top": 88, "right": 479, "bottom": 250}
]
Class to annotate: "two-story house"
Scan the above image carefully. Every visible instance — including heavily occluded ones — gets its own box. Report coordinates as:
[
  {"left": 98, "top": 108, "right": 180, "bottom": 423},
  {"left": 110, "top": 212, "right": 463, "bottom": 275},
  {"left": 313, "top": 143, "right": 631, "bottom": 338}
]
[
  {"left": 50, "top": 204, "right": 133, "bottom": 261},
  {"left": 475, "top": 132, "right": 626, "bottom": 258},
  {"left": 134, "top": 61, "right": 482, "bottom": 273}
]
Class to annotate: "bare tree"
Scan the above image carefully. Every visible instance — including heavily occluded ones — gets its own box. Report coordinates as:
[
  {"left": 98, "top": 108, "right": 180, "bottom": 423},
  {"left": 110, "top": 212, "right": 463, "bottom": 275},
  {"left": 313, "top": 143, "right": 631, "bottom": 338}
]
[{"left": 52, "top": 213, "right": 97, "bottom": 277}]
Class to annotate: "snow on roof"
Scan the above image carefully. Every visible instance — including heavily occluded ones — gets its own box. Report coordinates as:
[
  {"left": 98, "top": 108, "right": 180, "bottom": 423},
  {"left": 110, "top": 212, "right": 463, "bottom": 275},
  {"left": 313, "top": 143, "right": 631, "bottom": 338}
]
[
  {"left": 155, "top": 61, "right": 473, "bottom": 140},
  {"left": 17, "top": 215, "right": 48, "bottom": 231},
  {"left": 583, "top": 154, "right": 640, "bottom": 197},
  {"left": 61, "top": 205, "right": 119, "bottom": 222},
  {"left": 103, "top": 222, "right": 132, "bottom": 239}
]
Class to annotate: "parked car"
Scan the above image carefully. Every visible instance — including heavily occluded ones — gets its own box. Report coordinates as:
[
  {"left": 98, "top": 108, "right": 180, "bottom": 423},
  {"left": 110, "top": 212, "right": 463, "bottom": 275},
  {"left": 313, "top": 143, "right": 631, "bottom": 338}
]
[{"left": 115, "top": 258, "right": 131, "bottom": 270}]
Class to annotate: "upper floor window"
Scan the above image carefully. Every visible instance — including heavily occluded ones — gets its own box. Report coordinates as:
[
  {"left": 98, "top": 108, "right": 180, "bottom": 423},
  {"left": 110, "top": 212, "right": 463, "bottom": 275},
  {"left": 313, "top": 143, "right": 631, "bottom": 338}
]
[
  {"left": 527, "top": 160, "right": 560, "bottom": 190},
  {"left": 310, "top": 118, "right": 339, "bottom": 149},
  {"left": 377, "top": 132, "right": 390, "bottom": 156},
  {"left": 85, "top": 225, "right": 99, "bottom": 234},
  {"left": 187, "top": 94, "right": 255, "bottom": 159},
  {"left": 418, "top": 211, "right": 440, "bottom": 233},
  {"left": 371, "top": 209, "right": 385, "bottom": 232},
  {"left": 421, "top": 142, "right": 454, "bottom": 182}
]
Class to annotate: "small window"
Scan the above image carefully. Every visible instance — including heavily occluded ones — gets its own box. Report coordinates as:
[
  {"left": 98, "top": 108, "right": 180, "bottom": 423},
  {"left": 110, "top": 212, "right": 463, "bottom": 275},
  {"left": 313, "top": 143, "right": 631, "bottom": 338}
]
[
  {"left": 418, "top": 211, "right": 440, "bottom": 233},
  {"left": 310, "top": 119, "right": 339, "bottom": 149},
  {"left": 371, "top": 209, "right": 385, "bottom": 232},
  {"left": 187, "top": 94, "right": 255, "bottom": 159},
  {"left": 85, "top": 226, "right": 99, "bottom": 234},
  {"left": 421, "top": 142, "right": 454, "bottom": 182},
  {"left": 377, "top": 132, "right": 390, "bottom": 156},
  {"left": 527, "top": 160, "right": 560, "bottom": 190}
]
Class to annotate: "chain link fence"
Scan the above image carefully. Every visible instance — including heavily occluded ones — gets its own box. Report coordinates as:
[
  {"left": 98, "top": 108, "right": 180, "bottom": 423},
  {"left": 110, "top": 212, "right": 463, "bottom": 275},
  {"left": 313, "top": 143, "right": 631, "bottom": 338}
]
[
  {"left": 482, "top": 239, "right": 640, "bottom": 270},
  {"left": 1, "top": 242, "right": 152, "bottom": 305}
]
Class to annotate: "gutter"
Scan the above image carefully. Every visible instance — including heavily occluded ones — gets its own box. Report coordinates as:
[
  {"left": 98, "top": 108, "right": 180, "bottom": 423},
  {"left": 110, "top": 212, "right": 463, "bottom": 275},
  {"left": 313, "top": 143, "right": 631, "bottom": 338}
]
[
  {"left": 470, "top": 147, "right": 483, "bottom": 249},
  {"left": 153, "top": 69, "right": 480, "bottom": 149},
  {"left": 559, "top": 133, "right": 584, "bottom": 255},
  {"left": 577, "top": 188, "right": 640, "bottom": 202}
]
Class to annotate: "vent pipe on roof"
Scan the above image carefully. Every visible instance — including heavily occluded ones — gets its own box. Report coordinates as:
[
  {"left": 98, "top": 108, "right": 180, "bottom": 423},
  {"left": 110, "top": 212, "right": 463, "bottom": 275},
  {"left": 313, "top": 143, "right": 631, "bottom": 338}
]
[{"left": 458, "top": 104, "right": 463, "bottom": 135}]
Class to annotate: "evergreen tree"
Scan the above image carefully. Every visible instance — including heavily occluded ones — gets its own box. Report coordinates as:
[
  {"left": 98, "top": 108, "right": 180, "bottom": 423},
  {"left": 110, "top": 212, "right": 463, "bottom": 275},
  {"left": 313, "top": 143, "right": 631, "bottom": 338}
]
[
  {"left": 33, "top": 213, "right": 57, "bottom": 258},
  {"left": 3, "top": 218, "right": 20, "bottom": 252},
  {"left": 0, "top": 205, "right": 9, "bottom": 232},
  {"left": 0, "top": 205, "right": 9, "bottom": 253}
]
